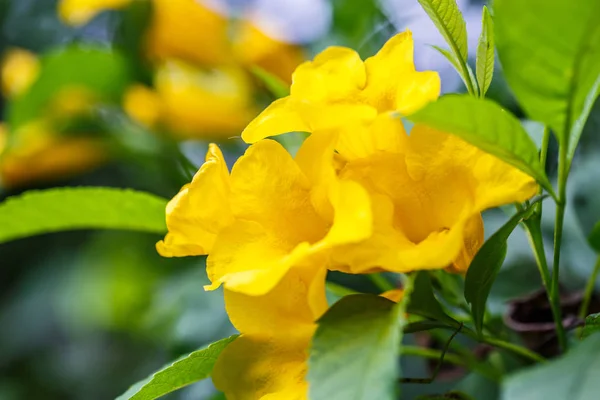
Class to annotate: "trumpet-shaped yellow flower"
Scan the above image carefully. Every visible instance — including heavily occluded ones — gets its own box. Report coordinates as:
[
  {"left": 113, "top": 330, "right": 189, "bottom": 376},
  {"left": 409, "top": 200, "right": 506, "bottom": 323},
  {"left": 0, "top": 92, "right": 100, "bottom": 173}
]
[
  {"left": 212, "top": 265, "right": 327, "bottom": 399},
  {"left": 241, "top": 30, "right": 441, "bottom": 144},
  {"left": 157, "top": 135, "right": 373, "bottom": 295}
]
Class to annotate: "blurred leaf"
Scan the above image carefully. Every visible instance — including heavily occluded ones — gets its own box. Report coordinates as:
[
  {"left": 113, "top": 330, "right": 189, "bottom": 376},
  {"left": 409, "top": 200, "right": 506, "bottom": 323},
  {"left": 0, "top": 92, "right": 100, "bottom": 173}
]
[
  {"left": 465, "top": 204, "right": 537, "bottom": 335},
  {"left": 416, "top": 392, "right": 474, "bottom": 400},
  {"left": 502, "top": 333, "right": 600, "bottom": 400},
  {"left": 475, "top": 6, "right": 494, "bottom": 97},
  {"left": 0, "top": 187, "right": 167, "bottom": 244},
  {"left": 8, "top": 45, "right": 131, "bottom": 129},
  {"left": 581, "top": 313, "right": 600, "bottom": 339},
  {"left": 308, "top": 290, "right": 412, "bottom": 400},
  {"left": 589, "top": 221, "right": 600, "bottom": 252},
  {"left": 495, "top": 0, "right": 600, "bottom": 160},
  {"left": 408, "top": 94, "right": 554, "bottom": 196},
  {"left": 116, "top": 335, "right": 238, "bottom": 400},
  {"left": 407, "top": 272, "right": 457, "bottom": 326},
  {"left": 331, "top": 0, "right": 384, "bottom": 54},
  {"left": 250, "top": 66, "right": 290, "bottom": 99}
]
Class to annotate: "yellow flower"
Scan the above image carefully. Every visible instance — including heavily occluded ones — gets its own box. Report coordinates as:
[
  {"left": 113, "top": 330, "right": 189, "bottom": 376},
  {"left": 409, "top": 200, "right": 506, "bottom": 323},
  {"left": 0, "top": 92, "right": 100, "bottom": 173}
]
[
  {"left": 124, "top": 61, "right": 256, "bottom": 138},
  {"left": 59, "top": 0, "right": 132, "bottom": 26},
  {"left": 241, "top": 30, "right": 441, "bottom": 144},
  {"left": 157, "top": 135, "right": 372, "bottom": 295},
  {"left": 1, "top": 48, "right": 40, "bottom": 98},
  {"left": 212, "top": 265, "right": 327, "bottom": 400},
  {"left": 0, "top": 122, "right": 106, "bottom": 188}
]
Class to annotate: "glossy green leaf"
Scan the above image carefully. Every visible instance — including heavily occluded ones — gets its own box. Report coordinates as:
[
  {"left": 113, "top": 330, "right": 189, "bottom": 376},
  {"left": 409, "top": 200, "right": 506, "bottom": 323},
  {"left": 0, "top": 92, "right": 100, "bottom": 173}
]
[
  {"left": 309, "top": 288, "right": 412, "bottom": 400},
  {"left": 418, "top": 0, "right": 468, "bottom": 61},
  {"left": 502, "top": 333, "right": 600, "bottom": 400},
  {"left": 407, "top": 272, "right": 457, "bottom": 327},
  {"left": 581, "top": 313, "right": 600, "bottom": 339},
  {"left": 589, "top": 221, "right": 600, "bottom": 252},
  {"left": 464, "top": 205, "right": 537, "bottom": 334},
  {"left": 0, "top": 187, "right": 168, "bottom": 244},
  {"left": 475, "top": 6, "right": 494, "bottom": 97},
  {"left": 495, "top": 0, "right": 600, "bottom": 160},
  {"left": 250, "top": 66, "right": 290, "bottom": 99},
  {"left": 117, "top": 336, "right": 237, "bottom": 400},
  {"left": 8, "top": 45, "right": 131, "bottom": 129},
  {"left": 408, "top": 94, "right": 554, "bottom": 196}
]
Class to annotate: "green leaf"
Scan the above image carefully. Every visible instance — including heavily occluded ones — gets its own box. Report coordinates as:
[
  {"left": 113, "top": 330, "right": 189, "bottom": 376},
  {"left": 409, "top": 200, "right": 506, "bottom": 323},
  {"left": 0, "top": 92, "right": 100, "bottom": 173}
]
[
  {"left": 502, "top": 333, "right": 600, "bottom": 400},
  {"left": 418, "top": 0, "right": 468, "bottom": 61},
  {"left": 8, "top": 45, "right": 132, "bottom": 129},
  {"left": 408, "top": 94, "right": 554, "bottom": 197},
  {"left": 431, "top": 45, "right": 474, "bottom": 92},
  {"left": 0, "top": 187, "right": 168, "bottom": 244},
  {"left": 475, "top": 6, "right": 494, "bottom": 97},
  {"left": 589, "top": 221, "right": 600, "bottom": 252},
  {"left": 250, "top": 66, "right": 290, "bottom": 99},
  {"left": 308, "top": 288, "right": 412, "bottom": 400},
  {"left": 117, "top": 336, "right": 237, "bottom": 400},
  {"left": 464, "top": 204, "right": 537, "bottom": 334},
  {"left": 418, "top": 0, "right": 475, "bottom": 93},
  {"left": 495, "top": 0, "right": 600, "bottom": 160},
  {"left": 407, "top": 272, "right": 457, "bottom": 327},
  {"left": 581, "top": 313, "right": 600, "bottom": 339}
]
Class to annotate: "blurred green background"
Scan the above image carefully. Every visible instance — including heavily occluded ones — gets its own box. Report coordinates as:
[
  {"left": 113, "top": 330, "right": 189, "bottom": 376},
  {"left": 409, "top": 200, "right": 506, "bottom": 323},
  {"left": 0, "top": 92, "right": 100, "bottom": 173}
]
[{"left": 0, "top": 0, "right": 599, "bottom": 399}]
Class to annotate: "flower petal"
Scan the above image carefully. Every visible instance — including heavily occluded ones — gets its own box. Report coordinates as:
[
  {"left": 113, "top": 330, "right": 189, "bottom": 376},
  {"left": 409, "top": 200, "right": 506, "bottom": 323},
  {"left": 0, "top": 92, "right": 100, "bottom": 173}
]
[
  {"left": 291, "top": 46, "right": 366, "bottom": 103},
  {"left": 58, "top": 0, "right": 131, "bottom": 26},
  {"left": 156, "top": 144, "right": 233, "bottom": 257}
]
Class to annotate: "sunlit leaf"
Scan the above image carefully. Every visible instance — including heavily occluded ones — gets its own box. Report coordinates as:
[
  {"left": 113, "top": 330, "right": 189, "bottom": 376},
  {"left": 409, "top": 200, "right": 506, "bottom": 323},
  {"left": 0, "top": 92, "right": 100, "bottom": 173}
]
[
  {"left": 475, "top": 6, "right": 494, "bottom": 97},
  {"left": 495, "top": 0, "right": 600, "bottom": 160},
  {"left": 0, "top": 187, "right": 168, "bottom": 244},
  {"left": 309, "top": 287, "right": 412, "bottom": 400},
  {"left": 502, "top": 334, "right": 600, "bottom": 400},
  {"left": 117, "top": 336, "right": 237, "bottom": 400},
  {"left": 464, "top": 204, "right": 537, "bottom": 334},
  {"left": 418, "top": 0, "right": 468, "bottom": 61},
  {"left": 408, "top": 94, "right": 554, "bottom": 196}
]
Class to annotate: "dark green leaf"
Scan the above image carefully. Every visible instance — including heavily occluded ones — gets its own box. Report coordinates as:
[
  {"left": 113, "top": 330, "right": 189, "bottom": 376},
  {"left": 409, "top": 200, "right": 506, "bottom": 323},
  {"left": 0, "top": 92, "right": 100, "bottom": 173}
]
[
  {"left": 495, "top": 0, "right": 600, "bottom": 160},
  {"left": 581, "top": 313, "right": 600, "bottom": 339},
  {"left": 408, "top": 94, "right": 554, "bottom": 196},
  {"left": 0, "top": 187, "right": 168, "bottom": 244},
  {"left": 8, "top": 45, "right": 132, "bottom": 129},
  {"left": 407, "top": 272, "right": 457, "bottom": 326},
  {"left": 309, "top": 290, "right": 411, "bottom": 400},
  {"left": 117, "top": 336, "right": 237, "bottom": 400},
  {"left": 589, "top": 221, "right": 600, "bottom": 252},
  {"left": 464, "top": 205, "right": 537, "bottom": 334},
  {"left": 250, "top": 66, "right": 290, "bottom": 99},
  {"left": 475, "top": 6, "right": 494, "bottom": 97},
  {"left": 502, "top": 333, "right": 600, "bottom": 400}
]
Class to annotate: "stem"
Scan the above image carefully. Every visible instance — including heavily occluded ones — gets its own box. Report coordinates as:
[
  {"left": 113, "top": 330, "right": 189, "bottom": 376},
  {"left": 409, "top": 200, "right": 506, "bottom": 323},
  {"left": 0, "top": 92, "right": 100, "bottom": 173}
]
[
  {"left": 368, "top": 273, "right": 395, "bottom": 292},
  {"left": 400, "top": 346, "right": 465, "bottom": 368},
  {"left": 478, "top": 336, "right": 546, "bottom": 363},
  {"left": 579, "top": 255, "right": 600, "bottom": 319},
  {"left": 551, "top": 138, "right": 570, "bottom": 351}
]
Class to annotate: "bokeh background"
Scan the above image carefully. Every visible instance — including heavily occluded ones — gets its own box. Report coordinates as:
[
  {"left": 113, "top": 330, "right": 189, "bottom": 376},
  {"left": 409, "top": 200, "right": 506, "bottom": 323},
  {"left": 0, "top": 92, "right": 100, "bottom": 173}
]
[{"left": 1, "top": 0, "right": 599, "bottom": 399}]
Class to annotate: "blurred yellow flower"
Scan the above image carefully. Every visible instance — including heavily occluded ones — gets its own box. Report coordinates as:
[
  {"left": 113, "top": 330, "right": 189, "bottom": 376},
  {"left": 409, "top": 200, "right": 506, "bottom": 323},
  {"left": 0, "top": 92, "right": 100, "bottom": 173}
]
[
  {"left": 59, "top": 0, "right": 132, "bottom": 26},
  {"left": 1, "top": 48, "right": 40, "bottom": 98},
  {"left": 0, "top": 122, "right": 106, "bottom": 188},
  {"left": 242, "top": 30, "right": 440, "bottom": 144},
  {"left": 124, "top": 61, "right": 256, "bottom": 138}
]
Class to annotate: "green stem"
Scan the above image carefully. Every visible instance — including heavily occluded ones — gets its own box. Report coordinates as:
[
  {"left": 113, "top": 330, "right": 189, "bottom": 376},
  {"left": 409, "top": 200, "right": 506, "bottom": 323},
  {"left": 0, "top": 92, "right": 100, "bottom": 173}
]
[
  {"left": 551, "top": 139, "right": 570, "bottom": 351},
  {"left": 478, "top": 336, "right": 546, "bottom": 363},
  {"left": 400, "top": 345, "right": 465, "bottom": 368},
  {"left": 579, "top": 255, "right": 600, "bottom": 319},
  {"left": 368, "top": 273, "right": 395, "bottom": 292}
]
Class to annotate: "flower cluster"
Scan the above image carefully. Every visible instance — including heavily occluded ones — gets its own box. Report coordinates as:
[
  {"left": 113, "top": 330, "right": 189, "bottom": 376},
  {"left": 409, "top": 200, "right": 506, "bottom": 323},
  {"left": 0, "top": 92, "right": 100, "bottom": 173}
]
[
  {"left": 60, "top": 0, "right": 305, "bottom": 139},
  {"left": 157, "top": 31, "right": 537, "bottom": 399}
]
